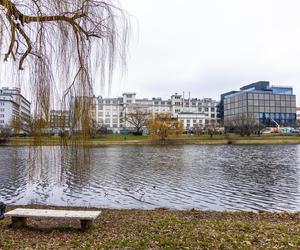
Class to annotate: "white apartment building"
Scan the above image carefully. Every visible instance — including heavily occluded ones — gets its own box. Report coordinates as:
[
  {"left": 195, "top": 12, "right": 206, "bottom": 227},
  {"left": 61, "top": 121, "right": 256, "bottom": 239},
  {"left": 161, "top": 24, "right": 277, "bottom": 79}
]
[
  {"left": 171, "top": 93, "right": 219, "bottom": 129},
  {"left": 96, "top": 92, "right": 219, "bottom": 132},
  {"left": 297, "top": 107, "right": 300, "bottom": 125},
  {"left": 0, "top": 87, "right": 31, "bottom": 133}
]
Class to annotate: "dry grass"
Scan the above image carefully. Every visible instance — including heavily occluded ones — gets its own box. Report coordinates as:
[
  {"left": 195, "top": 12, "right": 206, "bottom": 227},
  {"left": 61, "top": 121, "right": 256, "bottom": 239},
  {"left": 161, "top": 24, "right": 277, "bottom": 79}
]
[
  {"left": 1, "top": 205, "right": 300, "bottom": 249},
  {"left": 2, "top": 134, "right": 300, "bottom": 146}
]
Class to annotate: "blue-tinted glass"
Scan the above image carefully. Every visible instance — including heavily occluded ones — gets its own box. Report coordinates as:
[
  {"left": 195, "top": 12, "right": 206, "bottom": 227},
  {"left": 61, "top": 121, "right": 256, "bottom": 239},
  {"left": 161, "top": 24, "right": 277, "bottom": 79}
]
[{"left": 271, "top": 87, "right": 293, "bottom": 95}]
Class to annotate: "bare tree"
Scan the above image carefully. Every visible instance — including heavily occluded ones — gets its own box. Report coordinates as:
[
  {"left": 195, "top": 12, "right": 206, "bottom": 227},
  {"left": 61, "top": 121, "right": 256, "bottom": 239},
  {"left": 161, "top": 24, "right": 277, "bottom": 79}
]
[
  {"left": 0, "top": 127, "right": 11, "bottom": 143},
  {"left": 228, "top": 113, "right": 260, "bottom": 136},
  {"left": 204, "top": 122, "right": 221, "bottom": 138},
  {"left": 0, "top": 0, "right": 129, "bottom": 132},
  {"left": 125, "top": 109, "right": 150, "bottom": 133}
]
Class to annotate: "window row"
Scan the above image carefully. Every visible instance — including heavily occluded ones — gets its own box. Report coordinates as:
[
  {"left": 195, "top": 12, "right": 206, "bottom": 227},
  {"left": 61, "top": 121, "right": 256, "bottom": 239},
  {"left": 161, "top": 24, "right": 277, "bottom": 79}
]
[
  {"left": 224, "top": 106, "right": 296, "bottom": 115},
  {"left": 225, "top": 93, "right": 296, "bottom": 104}
]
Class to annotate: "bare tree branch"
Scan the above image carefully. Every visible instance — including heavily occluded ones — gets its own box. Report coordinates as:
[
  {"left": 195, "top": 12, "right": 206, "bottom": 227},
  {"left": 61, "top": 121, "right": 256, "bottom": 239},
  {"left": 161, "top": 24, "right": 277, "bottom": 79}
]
[
  {"left": 125, "top": 109, "right": 150, "bottom": 132},
  {"left": 0, "top": 0, "right": 129, "bottom": 135}
]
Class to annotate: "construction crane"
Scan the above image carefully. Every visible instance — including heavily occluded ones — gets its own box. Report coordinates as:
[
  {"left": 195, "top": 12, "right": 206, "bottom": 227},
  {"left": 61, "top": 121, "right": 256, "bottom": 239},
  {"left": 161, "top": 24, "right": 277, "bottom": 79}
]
[{"left": 270, "top": 118, "right": 280, "bottom": 132}]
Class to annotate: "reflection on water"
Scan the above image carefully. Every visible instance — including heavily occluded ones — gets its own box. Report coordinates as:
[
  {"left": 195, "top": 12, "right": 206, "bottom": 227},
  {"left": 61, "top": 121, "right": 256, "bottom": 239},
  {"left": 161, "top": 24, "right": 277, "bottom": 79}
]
[{"left": 0, "top": 145, "right": 300, "bottom": 211}]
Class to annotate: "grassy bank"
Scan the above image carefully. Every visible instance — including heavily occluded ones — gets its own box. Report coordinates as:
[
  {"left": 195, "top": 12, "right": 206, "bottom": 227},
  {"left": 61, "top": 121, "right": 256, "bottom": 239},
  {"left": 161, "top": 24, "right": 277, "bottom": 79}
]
[
  {"left": 1, "top": 205, "right": 300, "bottom": 249},
  {"left": 2, "top": 134, "right": 300, "bottom": 146}
]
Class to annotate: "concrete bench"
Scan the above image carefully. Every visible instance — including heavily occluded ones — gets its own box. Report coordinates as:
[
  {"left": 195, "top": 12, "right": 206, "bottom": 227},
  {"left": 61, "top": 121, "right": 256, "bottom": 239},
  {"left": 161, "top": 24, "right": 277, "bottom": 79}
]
[{"left": 5, "top": 208, "right": 101, "bottom": 231}]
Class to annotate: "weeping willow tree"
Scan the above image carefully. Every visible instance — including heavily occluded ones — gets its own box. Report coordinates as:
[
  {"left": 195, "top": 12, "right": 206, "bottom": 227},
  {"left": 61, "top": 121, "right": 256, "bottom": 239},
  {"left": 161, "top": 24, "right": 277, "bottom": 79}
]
[{"left": 0, "top": 0, "right": 129, "bottom": 138}]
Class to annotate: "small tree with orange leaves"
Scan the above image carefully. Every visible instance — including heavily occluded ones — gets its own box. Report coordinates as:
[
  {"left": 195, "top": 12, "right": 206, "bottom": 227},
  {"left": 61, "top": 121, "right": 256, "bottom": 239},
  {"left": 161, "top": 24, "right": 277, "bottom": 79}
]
[{"left": 148, "top": 113, "right": 184, "bottom": 140}]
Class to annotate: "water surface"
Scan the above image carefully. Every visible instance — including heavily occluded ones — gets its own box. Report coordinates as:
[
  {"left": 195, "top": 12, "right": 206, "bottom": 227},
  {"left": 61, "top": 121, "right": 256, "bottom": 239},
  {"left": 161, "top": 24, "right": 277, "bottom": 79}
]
[{"left": 1, "top": 145, "right": 300, "bottom": 211}]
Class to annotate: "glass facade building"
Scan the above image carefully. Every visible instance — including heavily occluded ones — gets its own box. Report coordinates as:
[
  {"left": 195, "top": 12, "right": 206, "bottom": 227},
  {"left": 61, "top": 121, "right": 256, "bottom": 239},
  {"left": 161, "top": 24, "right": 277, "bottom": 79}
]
[{"left": 222, "top": 82, "right": 297, "bottom": 127}]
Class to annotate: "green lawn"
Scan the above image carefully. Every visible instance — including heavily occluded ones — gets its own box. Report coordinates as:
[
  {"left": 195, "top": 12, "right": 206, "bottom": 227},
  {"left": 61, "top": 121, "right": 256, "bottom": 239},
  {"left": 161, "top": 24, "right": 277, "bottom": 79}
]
[{"left": 1, "top": 206, "right": 300, "bottom": 249}]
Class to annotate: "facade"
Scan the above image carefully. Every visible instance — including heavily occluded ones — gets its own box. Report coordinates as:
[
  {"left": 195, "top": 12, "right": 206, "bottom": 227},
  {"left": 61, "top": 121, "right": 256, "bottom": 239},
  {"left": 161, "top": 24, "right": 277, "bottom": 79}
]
[
  {"left": 0, "top": 87, "right": 31, "bottom": 133},
  {"left": 69, "top": 96, "right": 97, "bottom": 132},
  {"left": 49, "top": 110, "right": 70, "bottom": 130},
  {"left": 297, "top": 107, "right": 300, "bottom": 126},
  {"left": 222, "top": 81, "right": 297, "bottom": 128},
  {"left": 96, "top": 92, "right": 219, "bottom": 132}
]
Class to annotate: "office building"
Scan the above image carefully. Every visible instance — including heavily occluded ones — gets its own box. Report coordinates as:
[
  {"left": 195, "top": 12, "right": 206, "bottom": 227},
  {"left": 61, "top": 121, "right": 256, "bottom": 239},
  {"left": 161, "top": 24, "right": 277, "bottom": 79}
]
[
  {"left": 0, "top": 87, "right": 31, "bottom": 133},
  {"left": 221, "top": 81, "right": 297, "bottom": 128},
  {"left": 297, "top": 107, "right": 300, "bottom": 126},
  {"left": 49, "top": 110, "right": 71, "bottom": 130}
]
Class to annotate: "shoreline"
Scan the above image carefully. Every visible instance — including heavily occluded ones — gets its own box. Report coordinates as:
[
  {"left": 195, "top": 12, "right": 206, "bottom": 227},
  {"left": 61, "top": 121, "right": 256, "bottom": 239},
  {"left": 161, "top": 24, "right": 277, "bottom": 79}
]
[
  {"left": 1, "top": 204, "right": 300, "bottom": 249},
  {"left": 2, "top": 136, "right": 300, "bottom": 146}
]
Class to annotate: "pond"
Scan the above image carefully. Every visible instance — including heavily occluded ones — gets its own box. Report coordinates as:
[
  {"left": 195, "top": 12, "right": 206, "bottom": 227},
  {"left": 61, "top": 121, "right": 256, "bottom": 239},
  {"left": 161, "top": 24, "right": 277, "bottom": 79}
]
[{"left": 1, "top": 145, "right": 300, "bottom": 211}]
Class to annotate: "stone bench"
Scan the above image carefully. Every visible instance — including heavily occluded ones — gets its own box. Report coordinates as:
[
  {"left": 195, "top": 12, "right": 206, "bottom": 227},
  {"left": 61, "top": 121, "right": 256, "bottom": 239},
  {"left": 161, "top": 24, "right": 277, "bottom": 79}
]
[{"left": 5, "top": 208, "right": 101, "bottom": 231}]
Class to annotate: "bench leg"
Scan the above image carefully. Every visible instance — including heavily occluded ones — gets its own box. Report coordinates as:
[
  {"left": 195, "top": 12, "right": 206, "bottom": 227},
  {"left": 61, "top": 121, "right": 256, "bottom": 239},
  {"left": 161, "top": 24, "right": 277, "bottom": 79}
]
[
  {"left": 11, "top": 217, "right": 27, "bottom": 228},
  {"left": 80, "top": 220, "right": 92, "bottom": 231}
]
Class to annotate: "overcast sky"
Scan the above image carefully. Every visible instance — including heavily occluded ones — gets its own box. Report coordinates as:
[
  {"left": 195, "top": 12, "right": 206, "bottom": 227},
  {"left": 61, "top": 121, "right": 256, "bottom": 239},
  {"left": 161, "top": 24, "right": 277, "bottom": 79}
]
[{"left": 108, "top": 0, "right": 300, "bottom": 105}]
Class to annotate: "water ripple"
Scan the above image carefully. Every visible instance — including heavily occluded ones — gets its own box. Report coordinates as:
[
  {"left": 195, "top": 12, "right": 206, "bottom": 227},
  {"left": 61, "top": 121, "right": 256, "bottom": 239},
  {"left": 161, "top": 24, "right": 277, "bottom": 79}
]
[{"left": 1, "top": 145, "right": 300, "bottom": 211}]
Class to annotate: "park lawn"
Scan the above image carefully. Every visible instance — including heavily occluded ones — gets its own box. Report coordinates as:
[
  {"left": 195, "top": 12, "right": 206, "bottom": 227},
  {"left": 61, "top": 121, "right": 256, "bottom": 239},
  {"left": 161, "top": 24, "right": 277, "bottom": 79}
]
[
  {"left": 1, "top": 206, "right": 300, "bottom": 249},
  {"left": 93, "top": 133, "right": 150, "bottom": 141}
]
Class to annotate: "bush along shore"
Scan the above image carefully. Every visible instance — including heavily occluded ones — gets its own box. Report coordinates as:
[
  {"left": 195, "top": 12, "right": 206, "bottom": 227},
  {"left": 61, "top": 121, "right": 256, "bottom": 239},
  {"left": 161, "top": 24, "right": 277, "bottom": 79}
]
[
  {"left": 2, "top": 134, "right": 300, "bottom": 146},
  {"left": 1, "top": 205, "right": 300, "bottom": 249}
]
